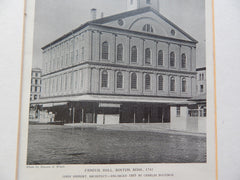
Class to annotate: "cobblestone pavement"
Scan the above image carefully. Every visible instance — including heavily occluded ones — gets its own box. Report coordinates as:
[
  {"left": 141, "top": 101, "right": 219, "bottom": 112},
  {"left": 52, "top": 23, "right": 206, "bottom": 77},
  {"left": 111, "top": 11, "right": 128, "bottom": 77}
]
[{"left": 27, "top": 124, "right": 206, "bottom": 164}]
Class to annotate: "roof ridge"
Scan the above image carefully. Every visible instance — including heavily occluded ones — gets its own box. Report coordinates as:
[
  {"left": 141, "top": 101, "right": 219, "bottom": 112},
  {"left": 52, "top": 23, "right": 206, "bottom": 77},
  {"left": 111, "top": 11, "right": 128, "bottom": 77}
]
[{"left": 42, "top": 6, "right": 197, "bottom": 50}]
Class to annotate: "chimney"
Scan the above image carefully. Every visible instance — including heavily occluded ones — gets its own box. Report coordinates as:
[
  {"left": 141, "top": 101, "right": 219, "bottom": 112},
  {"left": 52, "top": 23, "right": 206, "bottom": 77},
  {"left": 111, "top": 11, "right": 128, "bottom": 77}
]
[
  {"left": 90, "top": 8, "right": 97, "bottom": 20},
  {"left": 101, "top": 12, "right": 104, "bottom": 18}
]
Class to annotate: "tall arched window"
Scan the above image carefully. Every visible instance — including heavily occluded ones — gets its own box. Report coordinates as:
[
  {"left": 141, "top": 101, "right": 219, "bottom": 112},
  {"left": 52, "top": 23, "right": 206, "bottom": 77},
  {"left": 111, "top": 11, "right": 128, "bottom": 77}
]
[
  {"left": 102, "top": 41, "right": 108, "bottom": 60},
  {"left": 145, "top": 48, "right": 151, "bottom": 64},
  {"left": 131, "top": 46, "right": 137, "bottom": 63},
  {"left": 182, "top": 78, "right": 186, "bottom": 92},
  {"left": 116, "top": 72, "right": 123, "bottom": 89},
  {"left": 145, "top": 74, "right": 151, "bottom": 90},
  {"left": 181, "top": 53, "right": 186, "bottom": 68},
  {"left": 117, "top": 44, "right": 123, "bottom": 61},
  {"left": 131, "top": 73, "right": 137, "bottom": 89},
  {"left": 158, "top": 50, "right": 163, "bottom": 66},
  {"left": 158, "top": 75, "right": 163, "bottom": 90},
  {"left": 170, "top": 76, "right": 175, "bottom": 91},
  {"left": 170, "top": 52, "right": 175, "bottom": 67},
  {"left": 101, "top": 70, "right": 108, "bottom": 88}
]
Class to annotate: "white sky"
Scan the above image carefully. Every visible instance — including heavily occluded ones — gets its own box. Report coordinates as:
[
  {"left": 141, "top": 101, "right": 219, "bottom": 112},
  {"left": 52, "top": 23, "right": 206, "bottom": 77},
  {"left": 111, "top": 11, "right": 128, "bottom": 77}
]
[{"left": 32, "top": 0, "right": 205, "bottom": 68}]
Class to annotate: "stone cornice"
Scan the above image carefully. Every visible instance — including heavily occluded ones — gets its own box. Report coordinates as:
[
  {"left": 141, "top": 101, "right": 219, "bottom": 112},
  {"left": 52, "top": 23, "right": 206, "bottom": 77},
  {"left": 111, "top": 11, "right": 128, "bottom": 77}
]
[{"left": 42, "top": 61, "right": 196, "bottom": 78}]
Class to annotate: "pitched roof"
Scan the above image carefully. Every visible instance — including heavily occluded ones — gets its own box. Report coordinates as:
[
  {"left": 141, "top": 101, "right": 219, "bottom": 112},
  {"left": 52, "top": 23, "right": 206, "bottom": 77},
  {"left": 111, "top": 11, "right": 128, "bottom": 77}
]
[
  {"left": 92, "top": 6, "right": 197, "bottom": 42},
  {"left": 42, "top": 6, "right": 197, "bottom": 50}
]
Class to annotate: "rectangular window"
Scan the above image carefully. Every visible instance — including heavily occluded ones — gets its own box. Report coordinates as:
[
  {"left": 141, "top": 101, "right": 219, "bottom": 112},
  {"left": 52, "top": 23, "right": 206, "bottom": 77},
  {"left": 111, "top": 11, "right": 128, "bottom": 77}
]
[
  {"left": 200, "top": 85, "right": 204, "bottom": 92},
  {"left": 203, "top": 108, "right": 206, "bottom": 117},
  {"left": 176, "top": 106, "right": 180, "bottom": 117}
]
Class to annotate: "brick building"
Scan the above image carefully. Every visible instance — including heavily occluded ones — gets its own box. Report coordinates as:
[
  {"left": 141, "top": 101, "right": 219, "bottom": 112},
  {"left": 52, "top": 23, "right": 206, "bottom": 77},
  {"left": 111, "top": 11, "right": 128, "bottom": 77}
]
[
  {"left": 36, "top": 0, "right": 198, "bottom": 125},
  {"left": 196, "top": 67, "right": 206, "bottom": 95},
  {"left": 30, "top": 68, "right": 42, "bottom": 101}
]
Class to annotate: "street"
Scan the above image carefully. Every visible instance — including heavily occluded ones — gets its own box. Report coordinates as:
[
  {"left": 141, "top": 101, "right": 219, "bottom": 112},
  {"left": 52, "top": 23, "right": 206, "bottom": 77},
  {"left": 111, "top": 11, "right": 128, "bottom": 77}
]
[{"left": 27, "top": 124, "right": 206, "bottom": 164}]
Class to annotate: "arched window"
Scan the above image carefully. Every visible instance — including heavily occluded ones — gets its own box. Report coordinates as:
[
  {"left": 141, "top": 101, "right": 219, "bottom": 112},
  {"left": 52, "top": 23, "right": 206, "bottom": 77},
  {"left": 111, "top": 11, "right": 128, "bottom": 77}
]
[
  {"left": 181, "top": 53, "right": 186, "bottom": 68},
  {"left": 102, "top": 41, "right": 108, "bottom": 60},
  {"left": 145, "top": 48, "right": 151, "bottom": 64},
  {"left": 117, "top": 44, "right": 123, "bottom": 61},
  {"left": 131, "top": 73, "right": 137, "bottom": 89},
  {"left": 158, "top": 50, "right": 163, "bottom": 66},
  {"left": 145, "top": 74, "right": 151, "bottom": 90},
  {"left": 116, "top": 72, "right": 123, "bottom": 89},
  {"left": 170, "top": 76, "right": 175, "bottom": 91},
  {"left": 142, "top": 24, "right": 154, "bottom": 33},
  {"left": 131, "top": 46, "right": 137, "bottom": 63},
  {"left": 158, "top": 75, "right": 163, "bottom": 90},
  {"left": 182, "top": 78, "right": 186, "bottom": 92},
  {"left": 101, "top": 70, "right": 108, "bottom": 88},
  {"left": 170, "top": 52, "right": 175, "bottom": 67}
]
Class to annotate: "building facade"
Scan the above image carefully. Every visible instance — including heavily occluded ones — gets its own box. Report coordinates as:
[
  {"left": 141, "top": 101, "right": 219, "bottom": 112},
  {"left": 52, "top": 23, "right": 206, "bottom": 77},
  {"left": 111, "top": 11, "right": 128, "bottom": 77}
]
[
  {"left": 37, "top": 0, "right": 198, "bottom": 125},
  {"left": 30, "top": 68, "right": 42, "bottom": 101},
  {"left": 29, "top": 68, "right": 42, "bottom": 120},
  {"left": 196, "top": 67, "right": 206, "bottom": 95}
]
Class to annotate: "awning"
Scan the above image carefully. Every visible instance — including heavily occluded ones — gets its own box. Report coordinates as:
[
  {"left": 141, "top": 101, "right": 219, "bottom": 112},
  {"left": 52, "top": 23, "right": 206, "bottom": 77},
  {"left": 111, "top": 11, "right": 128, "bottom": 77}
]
[{"left": 34, "top": 94, "right": 191, "bottom": 105}]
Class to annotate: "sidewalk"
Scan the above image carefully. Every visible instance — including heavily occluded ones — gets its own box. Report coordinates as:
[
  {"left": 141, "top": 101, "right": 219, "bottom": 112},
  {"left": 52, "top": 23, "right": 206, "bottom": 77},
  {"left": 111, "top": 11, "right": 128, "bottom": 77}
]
[{"left": 65, "top": 123, "right": 206, "bottom": 137}]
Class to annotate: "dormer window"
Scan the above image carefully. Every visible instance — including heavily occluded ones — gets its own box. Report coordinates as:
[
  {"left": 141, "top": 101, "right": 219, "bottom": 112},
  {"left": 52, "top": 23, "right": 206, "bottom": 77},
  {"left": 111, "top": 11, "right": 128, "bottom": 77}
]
[{"left": 142, "top": 24, "right": 153, "bottom": 33}]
